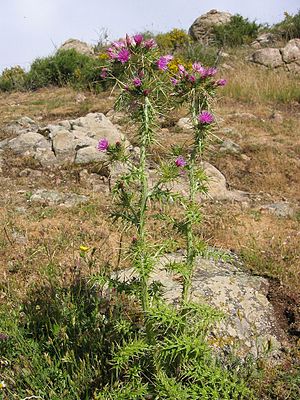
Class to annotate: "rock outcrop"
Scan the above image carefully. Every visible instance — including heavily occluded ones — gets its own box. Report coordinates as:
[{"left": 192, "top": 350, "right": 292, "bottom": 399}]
[
  {"left": 58, "top": 38, "right": 94, "bottom": 56},
  {"left": 2, "top": 113, "right": 127, "bottom": 166},
  {"left": 116, "top": 253, "right": 285, "bottom": 359},
  {"left": 251, "top": 38, "right": 300, "bottom": 73},
  {"left": 189, "top": 9, "right": 232, "bottom": 43}
]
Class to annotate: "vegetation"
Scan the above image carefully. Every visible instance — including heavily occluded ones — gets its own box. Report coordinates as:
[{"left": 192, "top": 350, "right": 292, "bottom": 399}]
[
  {"left": 272, "top": 10, "right": 300, "bottom": 40},
  {"left": 212, "top": 14, "right": 262, "bottom": 47}
]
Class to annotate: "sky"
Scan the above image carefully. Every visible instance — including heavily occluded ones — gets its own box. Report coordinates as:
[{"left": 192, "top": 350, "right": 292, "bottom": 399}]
[{"left": 0, "top": 0, "right": 299, "bottom": 72}]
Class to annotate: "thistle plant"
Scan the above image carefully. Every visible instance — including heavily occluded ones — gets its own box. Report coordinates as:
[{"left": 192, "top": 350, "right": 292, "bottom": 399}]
[
  {"left": 165, "top": 62, "right": 227, "bottom": 302},
  {"left": 93, "top": 35, "right": 254, "bottom": 399},
  {"left": 98, "top": 35, "right": 174, "bottom": 312}
]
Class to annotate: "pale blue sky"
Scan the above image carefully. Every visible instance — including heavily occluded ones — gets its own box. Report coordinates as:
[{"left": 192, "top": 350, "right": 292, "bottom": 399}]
[{"left": 0, "top": 0, "right": 299, "bottom": 72}]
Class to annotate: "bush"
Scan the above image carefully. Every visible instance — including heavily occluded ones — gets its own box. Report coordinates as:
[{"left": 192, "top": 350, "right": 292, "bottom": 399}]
[
  {"left": 273, "top": 10, "right": 300, "bottom": 41},
  {"left": 156, "top": 28, "right": 191, "bottom": 51},
  {"left": 0, "top": 66, "right": 27, "bottom": 91},
  {"left": 25, "top": 49, "right": 105, "bottom": 90},
  {"left": 212, "top": 14, "right": 262, "bottom": 47}
]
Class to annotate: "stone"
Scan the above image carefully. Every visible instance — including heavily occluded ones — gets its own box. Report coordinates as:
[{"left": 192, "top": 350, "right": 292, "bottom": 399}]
[
  {"left": 189, "top": 9, "right": 232, "bottom": 43},
  {"left": 5, "top": 116, "right": 39, "bottom": 136},
  {"left": 8, "top": 132, "right": 51, "bottom": 155},
  {"left": 150, "top": 162, "right": 248, "bottom": 203},
  {"left": 177, "top": 117, "right": 193, "bottom": 130},
  {"left": 29, "top": 189, "right": 89, "bottom": 207},
  {"left": 220, "top": 139, "right": 242, "bottom": 154},
  {"left": 251, "top": 32, "right": 278, "bottom": 48},
  {"left": 34, "top": 148, "right": 57, "bottom": 167},
  {"left": 258, "top": 202, "right": 297, "bottom": 218},
  {"left": 270, "top": 111, "right": 283, "bottom": 123},
  {"left": 281, "top": 39, "right": 300, "bottom": 64},
  {"left": 251, "top": 48, "right": 284, "bottom": 68},
  {"left": 58, "top": 38, "right": 94, "bottom": 56},
  {"left": 52, "top": 130, "right": 76, "bottom": 163},
  {"left": 106, "top": 109, "right": 127, "bottom": 124},
  {"left": 75, "top": 146, "right": 107, "bottom": 164},
  {"left": 116, "top": 253, "right": 285, "bottom": 359}
]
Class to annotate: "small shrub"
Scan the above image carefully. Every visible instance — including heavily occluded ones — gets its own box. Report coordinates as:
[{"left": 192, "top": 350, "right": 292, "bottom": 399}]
[
  {"left": 212, "top": 14, "right": 262, "bottom": 47},
  {"left": 0, "top": 65, "right": 27, "bottom": 91},
  {"left": 177, "top": 42, "right": 220, "bottom": 66},
  {"left": 273, "top": 10, "right": 300, "bottom": 41},
  {"left": 156, "top": 28, "right": 191, "bottom": 51},
  {"left": 25, "top": 49, "right": 106, "bottom": 91}
]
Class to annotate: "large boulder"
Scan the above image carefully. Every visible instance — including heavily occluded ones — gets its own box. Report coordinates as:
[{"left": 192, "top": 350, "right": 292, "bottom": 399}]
[
  {"left": 251, "top": 48, "right": 284, "bottom": 68},
  {"left": 189, "top": 9, "right": 232, "bottom": 42},
  {"left": 251, "top": 32, "right": 278, "bottom": 49},
  {"left": 281, "top": 38, "right": 300, "bottom": 64},
  {"left": 116, "top": 253, "right": 285, "bottom": 359},
  {"left": 58, "top": 38, "right": 94, "bottom": 56}
]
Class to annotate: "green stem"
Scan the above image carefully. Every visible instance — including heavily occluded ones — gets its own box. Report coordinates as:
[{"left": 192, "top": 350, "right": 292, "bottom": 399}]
[
  {"left": 138, "top": 97, "right": 151, "bottom": 312},
  {"left": 182, "top": 90, "right": 202, "bottom": 302}
]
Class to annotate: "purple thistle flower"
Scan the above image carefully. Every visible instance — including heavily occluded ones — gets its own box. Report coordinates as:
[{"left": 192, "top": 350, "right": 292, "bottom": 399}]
[
  {"left": 133, "top": 34, "right": 144, "bottom": 45},
  {"left": 97, "top": 138, "right": 109, "bottom": 151},
  {"left": 175, "top": 156, "right": 187, "bottom": 167},
  {"left": 192, "top": 62, "right": 206, "bottom": 76},
  {"left": 143, "top": 89, "right": 150, "bottom": 96},
  {"left": 125, "top": 34, "right": 133, "bottom": 47},
  {"left": 100, "top": 68, "right": 108, "bottom": 79},
  {"left": 188, "top": 75, "right": 196, "bottom": 83},
  {"left": 117, "top": 48, "right": 130, "bottom": 64},
  {"left": 206, "top": 67, "right": 217, "bottom": 77},
  {"left": 107, "top": 47, "right": 117, "bottom": 59},
  {"left": 178, "top": 64, "right": 186, "bottom": 76},
  {"left": 171, "top": 77, "right": 178, "bottom": 86},
  {"left": 216, "top": 78, "right": 227, "bottom": 86},
  {"left": 112, "top": 40, "right": 126, "bottom": 49},
  {"left": 198, "top": 111, "right": 214, "bottom": 125},
  {"left": 157, "top": 55, "right": 173, "bottom": 71},
  {"left": 133, "top": 77, "right": 142, "bottom": 87},
  {"left": 144, "top": 38, "right": 157, "bottom": 49}
]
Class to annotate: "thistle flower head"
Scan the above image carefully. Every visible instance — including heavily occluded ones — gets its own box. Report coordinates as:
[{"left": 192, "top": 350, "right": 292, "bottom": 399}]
[
  {"left": 100, "top": 68, "right": 108, "bottom": 79},
  {"left": 198, "top": 111, "right": 214, "bottom": 125},
  {"left": 216, "top": 78, "right": 227, "bottom": 86},
  {"left": 97, "top": 138, "right": 109, "bottom": 151},
  {"left": 117, "top": 48, "right": 130, "bottom": 64},
  {"left": 144, "top": 38, "right": 156, "bottom": 49},
  {"left": 157, "top": 55, "right": 173, "bottom": 70},
  {"left": 133, "top": 77, "right": 142, "bottom": 87},
  {"left": 133, "top": 34, "right": 144, "bottom": 45},
  {"left": 175, "top": 156, "right": 187, "bottom": 167}
]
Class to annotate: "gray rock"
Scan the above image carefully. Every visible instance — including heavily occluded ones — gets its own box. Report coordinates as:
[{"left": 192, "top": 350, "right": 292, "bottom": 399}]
[
  {"left": 270, "top": 111, "right": 283, "bottom": 123},
  {"left": 150, "top": 162, "right": 248, "bottom": 202},
  {"left": 258, "top": 202, "right": 297, "bottom": 218},
  {"left": 251, "top": 48, "right": 284, "bottom": 68},
  {"left": 177, "top": 117, "right": 193, "bottom": 130},
  {"left": 34, "top": 148, "right": 57, "bottom": 167},
  {"left": 58, "top": 38, "right": 94, "bottom": 56},
  {"left": 75, "top": 146, "right": 107, "bottom": 164},
  {"left": 52, "top": 130, "right": 76, "bottom": 163},
  {"left": 106, "top": 109, "right": 127, "bottom": 124},
  {"left": 117, "top": 253, "right": 284, "bottom": 359},
  {"left": 8, "top": 132, "right": 50, "bottom": 155},
  {"left": 5, "top": 116, "right": 39, "bottom": 136},
  {"left": 251, "top": 32, "right": 278, "bottom": 48},
  {"left": 29, "top": 189, "right": 89, "bottom": 207},
  {"left": 281, "top": 38, "right": 300, "bottom": 64},
  {"left": 220, "top": 139, "right": 242, "bottom": 154},
  {"left": 189, "top": 9, "right": 232, "bottom": 43}
]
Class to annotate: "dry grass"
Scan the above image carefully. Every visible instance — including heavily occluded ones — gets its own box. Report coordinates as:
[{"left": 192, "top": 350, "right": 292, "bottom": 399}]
[{"left": 220, "top": 53, "right": 300, "bottom": 105}]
